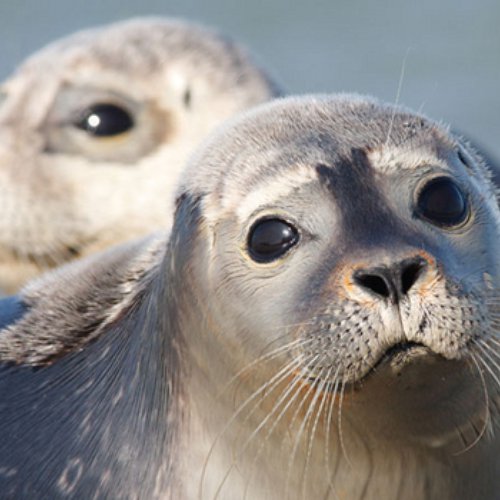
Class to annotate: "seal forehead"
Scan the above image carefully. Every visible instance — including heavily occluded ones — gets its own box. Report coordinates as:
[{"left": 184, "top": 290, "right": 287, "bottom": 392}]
[
  {"left": 234, "top": 163, "right": 318, "bottom": 222},
  {"left": 189, "top": 94, "right": 454, "bottom": 221},
  {"left": 19, "top": 20, "right": 209, "bottom": 72},
  {"left": 367, "top": 144, "right": 451, "bottom": 174},
  {"left": 15, "top": 18, "right": 277, "bottom": 96}
]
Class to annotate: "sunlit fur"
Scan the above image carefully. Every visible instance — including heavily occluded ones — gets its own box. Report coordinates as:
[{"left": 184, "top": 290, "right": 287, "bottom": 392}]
[
  {"left": 0, "top": 95, "right": 498, "bottom": 498},
  {"left": 0, "top": 17, "right": 281, "bottom": 293}
]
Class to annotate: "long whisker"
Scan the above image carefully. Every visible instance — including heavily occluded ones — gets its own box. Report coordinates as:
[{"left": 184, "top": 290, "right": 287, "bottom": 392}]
[
  {"left": 472, "top": 341, "right": 500, "bottom": 402},
  {"left": 219, "top": 337, "right": 315, "bottom": 401},
  {"left": 324, "top": 371, "right": 341, "bottom": 499},
  {"left": 452, "top": 352, "right": 491, "bottom": 454},
  {"left": 384, "top": 47, "right": 411, "bottom": 147},
  {"left": 284, "top": 359, "right": 329, "bottom": 499},
  {"left": 477, "top": 337, "right": 500, "bottom": 360},
  {"left": 243, "top": 354, "right": 320, "bottom": 449},
  {"left": 199, "top": 353, "right": 306, "bottom": 500},
  {"left": 483, "top": 336, "right": 500, "bottom": 349},
  {"left": 241, "top": 367, "right": 315, "bottom": 500},
  {"left": 337, "top": 382, "right": 353, "bottom": 468},
  {"left": 239, "top": 351, "right": 316, "bottom": 427},
  {"left": 215, "top": 354, "right": 321, "bottom": 499},
  {"left": 301, "top": 367, "right": 333, "bottom": 500},
  {"left": 254, "top": 358, "right": 319, "bottom": 443}
]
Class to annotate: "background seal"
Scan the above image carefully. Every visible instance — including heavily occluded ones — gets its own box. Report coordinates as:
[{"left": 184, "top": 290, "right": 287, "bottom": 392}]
[{"left": 0, "top": 17, "right": 281, "bottom": 293}]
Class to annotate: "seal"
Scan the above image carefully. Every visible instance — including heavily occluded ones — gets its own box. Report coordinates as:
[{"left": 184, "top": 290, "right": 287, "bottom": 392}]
[
  {"left": 0, "top": 94, "right": 498, "bottom": 499},
  {"left": 0, "top": 17, "right": 281, "bottom": 293}
]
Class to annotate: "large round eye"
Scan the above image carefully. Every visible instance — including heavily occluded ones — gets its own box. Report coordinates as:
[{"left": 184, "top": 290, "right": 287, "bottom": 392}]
[
  {"left": 74, "top": 103, "right": 134, "bottom": 137},
  {"left": 247, "top": 218, "right": 299, "bottom": 262},
  {"left": 416, "top": 177, "right": 468, "bottom": 227}
]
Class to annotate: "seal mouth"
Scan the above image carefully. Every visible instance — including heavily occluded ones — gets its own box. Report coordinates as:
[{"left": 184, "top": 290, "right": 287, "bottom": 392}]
[
  {"left": 342, "top": 342, "right": 433, "bottom": 390},
  {"left": 306, "top": 342, "right": 436, "bottom": 392},
  {"left": 371, "top": 341, "right": 431, "bottom": 371},
  {"left": 380, "top": 341, "right": 428, "bottom": 361}
]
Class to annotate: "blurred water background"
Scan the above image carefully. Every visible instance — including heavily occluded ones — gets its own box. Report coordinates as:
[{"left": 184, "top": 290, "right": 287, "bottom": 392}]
[{"left": 0, "top": 0, "right": 498, "bottom": 156}]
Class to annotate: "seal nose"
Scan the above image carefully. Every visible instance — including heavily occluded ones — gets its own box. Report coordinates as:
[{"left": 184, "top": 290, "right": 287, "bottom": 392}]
[{"left": 353, "top": 256, "right": 427, "bottom": 303}]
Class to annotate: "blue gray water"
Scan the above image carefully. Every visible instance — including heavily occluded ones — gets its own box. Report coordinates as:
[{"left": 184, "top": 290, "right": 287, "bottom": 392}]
[{"left": 1, "top": 0, "right": 499, "bottom": 156}]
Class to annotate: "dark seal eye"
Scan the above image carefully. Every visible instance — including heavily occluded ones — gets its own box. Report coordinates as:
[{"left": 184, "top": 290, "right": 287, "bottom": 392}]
[
  {"left": 416, "top": 177, "right": 468, "bottom": 227},
  {"left": 248, "top": 218, "right": 299, "bottom": 262},
  {"left": 75, "top": 103, "right": 134, "bottom": 137}
]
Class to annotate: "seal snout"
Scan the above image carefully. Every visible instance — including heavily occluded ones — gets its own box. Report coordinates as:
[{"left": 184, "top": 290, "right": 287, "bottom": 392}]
[{"left": 352, "top": 255, "right": 427, "bottom": 304}]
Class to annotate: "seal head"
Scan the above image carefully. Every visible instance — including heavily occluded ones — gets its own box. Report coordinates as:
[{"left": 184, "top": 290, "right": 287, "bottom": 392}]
[
  {"left": 0, "top": 17, "right": 281, "bottom": 292},
  {"left": 174, "top": 94, "right": 500, "bottom": 497}
]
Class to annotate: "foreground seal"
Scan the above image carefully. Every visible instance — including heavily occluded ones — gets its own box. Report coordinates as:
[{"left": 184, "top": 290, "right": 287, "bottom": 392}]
[
  {"left": 0, "top": 17, "right": 280, "bottom": 293},
  {"left": 0, "top": 94, "right": 499, "bottom": 499}
]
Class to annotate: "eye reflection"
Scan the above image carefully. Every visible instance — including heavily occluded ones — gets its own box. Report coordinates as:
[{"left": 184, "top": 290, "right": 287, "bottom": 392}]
[
  {"left": 75, "top": 103, "right": 134, "bottom": 137},
  {"left": 416, "top": 177, "right": 468, "bottom": 227},
  {"left": 247, "top": 218, "right": 299, "bottom": 263}
]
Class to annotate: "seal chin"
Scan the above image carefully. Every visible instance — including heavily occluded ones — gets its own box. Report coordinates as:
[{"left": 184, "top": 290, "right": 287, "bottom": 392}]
[
  {"left": 373, "top": 341, "right": 433, "bottom": 374},
  {"left": 346, "top": 346, "right": 485, "bottom": 444}
]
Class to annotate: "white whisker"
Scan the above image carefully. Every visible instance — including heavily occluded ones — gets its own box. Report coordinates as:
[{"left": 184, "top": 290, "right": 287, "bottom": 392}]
[
  {"left": 200, "top": 354, "right": 306, "bottom": 500},
  {"left": 384, "top": 47, "right": 411, "bottom": 148},
  {"left": 301, "top": 367, "right": 333, "bottom": 500},
  {"left": 218, "top": 337, "right": 315, "bottom": 401},
  {"left": 472, "top": 342, "right": 500, "bottom": 401},
  {"left": 453, "top": 352, "right": 491, "bottom": 454},
  {"left": 337, "top": 382, "right": 353, "bottom": 468},
  {"left": 324, "top": 370, "right": 341, "bottom": 499},
  {"left": 285, "top": 358, "right": 329, "bottom": 499}
]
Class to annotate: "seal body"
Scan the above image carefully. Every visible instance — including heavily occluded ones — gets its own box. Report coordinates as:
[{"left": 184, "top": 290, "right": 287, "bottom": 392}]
[
  {"left": 0, "top": 17, "right": 281, "bottom": 293},
  {"left": 0, "top": 94, "right": 499, "bottom": 499}
]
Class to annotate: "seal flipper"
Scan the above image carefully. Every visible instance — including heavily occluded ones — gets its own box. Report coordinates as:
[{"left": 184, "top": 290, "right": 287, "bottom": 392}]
[
  {"left": 0, "top": 298, "right": 177, "bottom": 498},
  {"left": 0, "top": 296, "right": 27, "bottom": 330},
  {"left": 0, "top": 234, "right": 180, "bottom": 498}
]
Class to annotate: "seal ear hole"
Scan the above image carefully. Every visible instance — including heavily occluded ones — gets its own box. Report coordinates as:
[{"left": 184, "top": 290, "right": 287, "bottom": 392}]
[
  {"left": 183, "top": 88, "right": 192, "bottom": 109},
  {"left": 74, "top": 102, "right": 135, "bottom": 137},
  {"left": 415, "top": 176, "right": 468, "bottom": 228},
  {"left": 247, "top": 217, "right": 299, "bottom": 263}
]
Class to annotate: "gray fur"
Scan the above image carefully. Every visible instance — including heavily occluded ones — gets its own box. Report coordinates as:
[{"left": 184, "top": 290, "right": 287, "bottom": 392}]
[
  {"left": 19, "top": 17, "right": 281, "bottom": 106},
  {"left": 0, "top": 17, "right": 281, "bottom": 293},
  {"left": 0, "top": 94, "right": 499, "bottom": 498}
]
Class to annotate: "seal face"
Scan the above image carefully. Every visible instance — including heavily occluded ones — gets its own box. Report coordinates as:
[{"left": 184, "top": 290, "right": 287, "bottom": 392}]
[
  {"left": 0, "top": 17, "right": 281, "bottom": 293},
  {"left": 175, "top": 94, "right": 500, "bottom": 498},
  {"left": 0, "top": 94, "right": 498, "bottom": 499}
]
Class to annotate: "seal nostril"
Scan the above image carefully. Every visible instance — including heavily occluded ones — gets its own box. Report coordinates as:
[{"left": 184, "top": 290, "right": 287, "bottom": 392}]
[
  {"left": 353, "top": 257, "right": 427, "bottom": 302},
  {"left": 401, "top": 261, "right": 425, "bottom": 295},
  {"left": 354, "top": 273, "right": 391, "bottom": 298}
]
